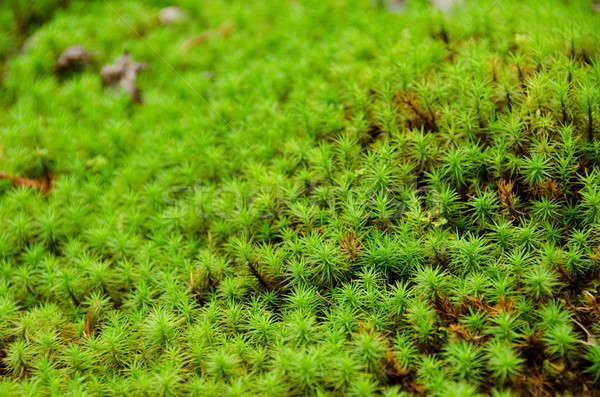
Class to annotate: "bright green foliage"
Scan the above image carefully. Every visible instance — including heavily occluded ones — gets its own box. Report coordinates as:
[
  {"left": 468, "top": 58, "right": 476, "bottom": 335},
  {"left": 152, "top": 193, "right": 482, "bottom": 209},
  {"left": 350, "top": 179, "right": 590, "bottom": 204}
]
[
  {"left": 485, "top": 340, "right": 524, "bottom": 383},
  {"left": 1, "top": 0, "right": 600, "bottom": 395}
]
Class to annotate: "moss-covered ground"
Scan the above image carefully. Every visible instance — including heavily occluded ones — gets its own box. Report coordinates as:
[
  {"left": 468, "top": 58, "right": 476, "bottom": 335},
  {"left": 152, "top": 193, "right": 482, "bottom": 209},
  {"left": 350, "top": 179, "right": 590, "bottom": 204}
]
[{"left": 1, "top": 0, "right": 600, "bottom": 395}]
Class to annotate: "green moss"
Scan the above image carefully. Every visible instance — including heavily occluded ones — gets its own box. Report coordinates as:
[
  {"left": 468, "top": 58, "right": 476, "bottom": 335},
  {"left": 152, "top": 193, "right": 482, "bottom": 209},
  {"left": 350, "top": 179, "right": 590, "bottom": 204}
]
[{"left": 1, "top": 0, "right": 600, "bottom": 394}]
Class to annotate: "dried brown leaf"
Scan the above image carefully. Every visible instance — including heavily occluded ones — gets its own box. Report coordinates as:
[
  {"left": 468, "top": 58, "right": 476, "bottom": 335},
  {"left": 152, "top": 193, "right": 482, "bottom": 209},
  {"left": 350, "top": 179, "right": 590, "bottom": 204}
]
[
  {"left": 100, "top": 52, "right": 148, "bottom": 103},
  {"left": 56, "top": 45, "right": 91, "bottom": 75},
  {"left": 181, "top": 21, "right": 233, "bottom": 51},
  {"left": 0, "top": 171, "right": 53, "bottom": 194}
]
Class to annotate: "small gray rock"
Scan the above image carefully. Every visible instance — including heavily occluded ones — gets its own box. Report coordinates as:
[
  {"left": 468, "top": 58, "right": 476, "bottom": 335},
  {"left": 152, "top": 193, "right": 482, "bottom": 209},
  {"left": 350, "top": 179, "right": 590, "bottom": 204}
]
[
  {"left": 159, "top": 6, "right": 188, "bottom": 25},
  {"left": 431, "top": 0, "right": 463, "bottom": 14}
]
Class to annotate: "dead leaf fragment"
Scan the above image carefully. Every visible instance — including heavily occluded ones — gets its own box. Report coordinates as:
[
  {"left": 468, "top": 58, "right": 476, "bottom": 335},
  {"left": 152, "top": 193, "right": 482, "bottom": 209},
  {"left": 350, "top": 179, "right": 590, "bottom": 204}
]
[
  {"left": 182, "top": 21, "right": 233, "bottom": 51},
  {"left": 449, "top": 323, "right": 484, "bottom": 343},
  {"left": 593, "top": 1, "right": 600, "bottom": 13},
  {"left": 0, "top": 171, "right": 53, "bottom": 194},
  {"left": 159, "top": 6, "right": 188, "bottom": 25},
  {"left": 83, "top": 316, "right": 91, "bottom": 338},
  {"left": 56, "top": 45, "right": 91, "bottom": 75},
  {"left": 100, "top": 52, "right": 148, "bottom": 103}
]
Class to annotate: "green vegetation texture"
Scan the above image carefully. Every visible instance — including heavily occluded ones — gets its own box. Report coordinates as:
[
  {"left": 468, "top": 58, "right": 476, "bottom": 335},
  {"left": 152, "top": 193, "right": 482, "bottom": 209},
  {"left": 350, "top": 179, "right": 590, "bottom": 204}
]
[{"left": 1, "top": 0, "right": 600, "bottom": 395}]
